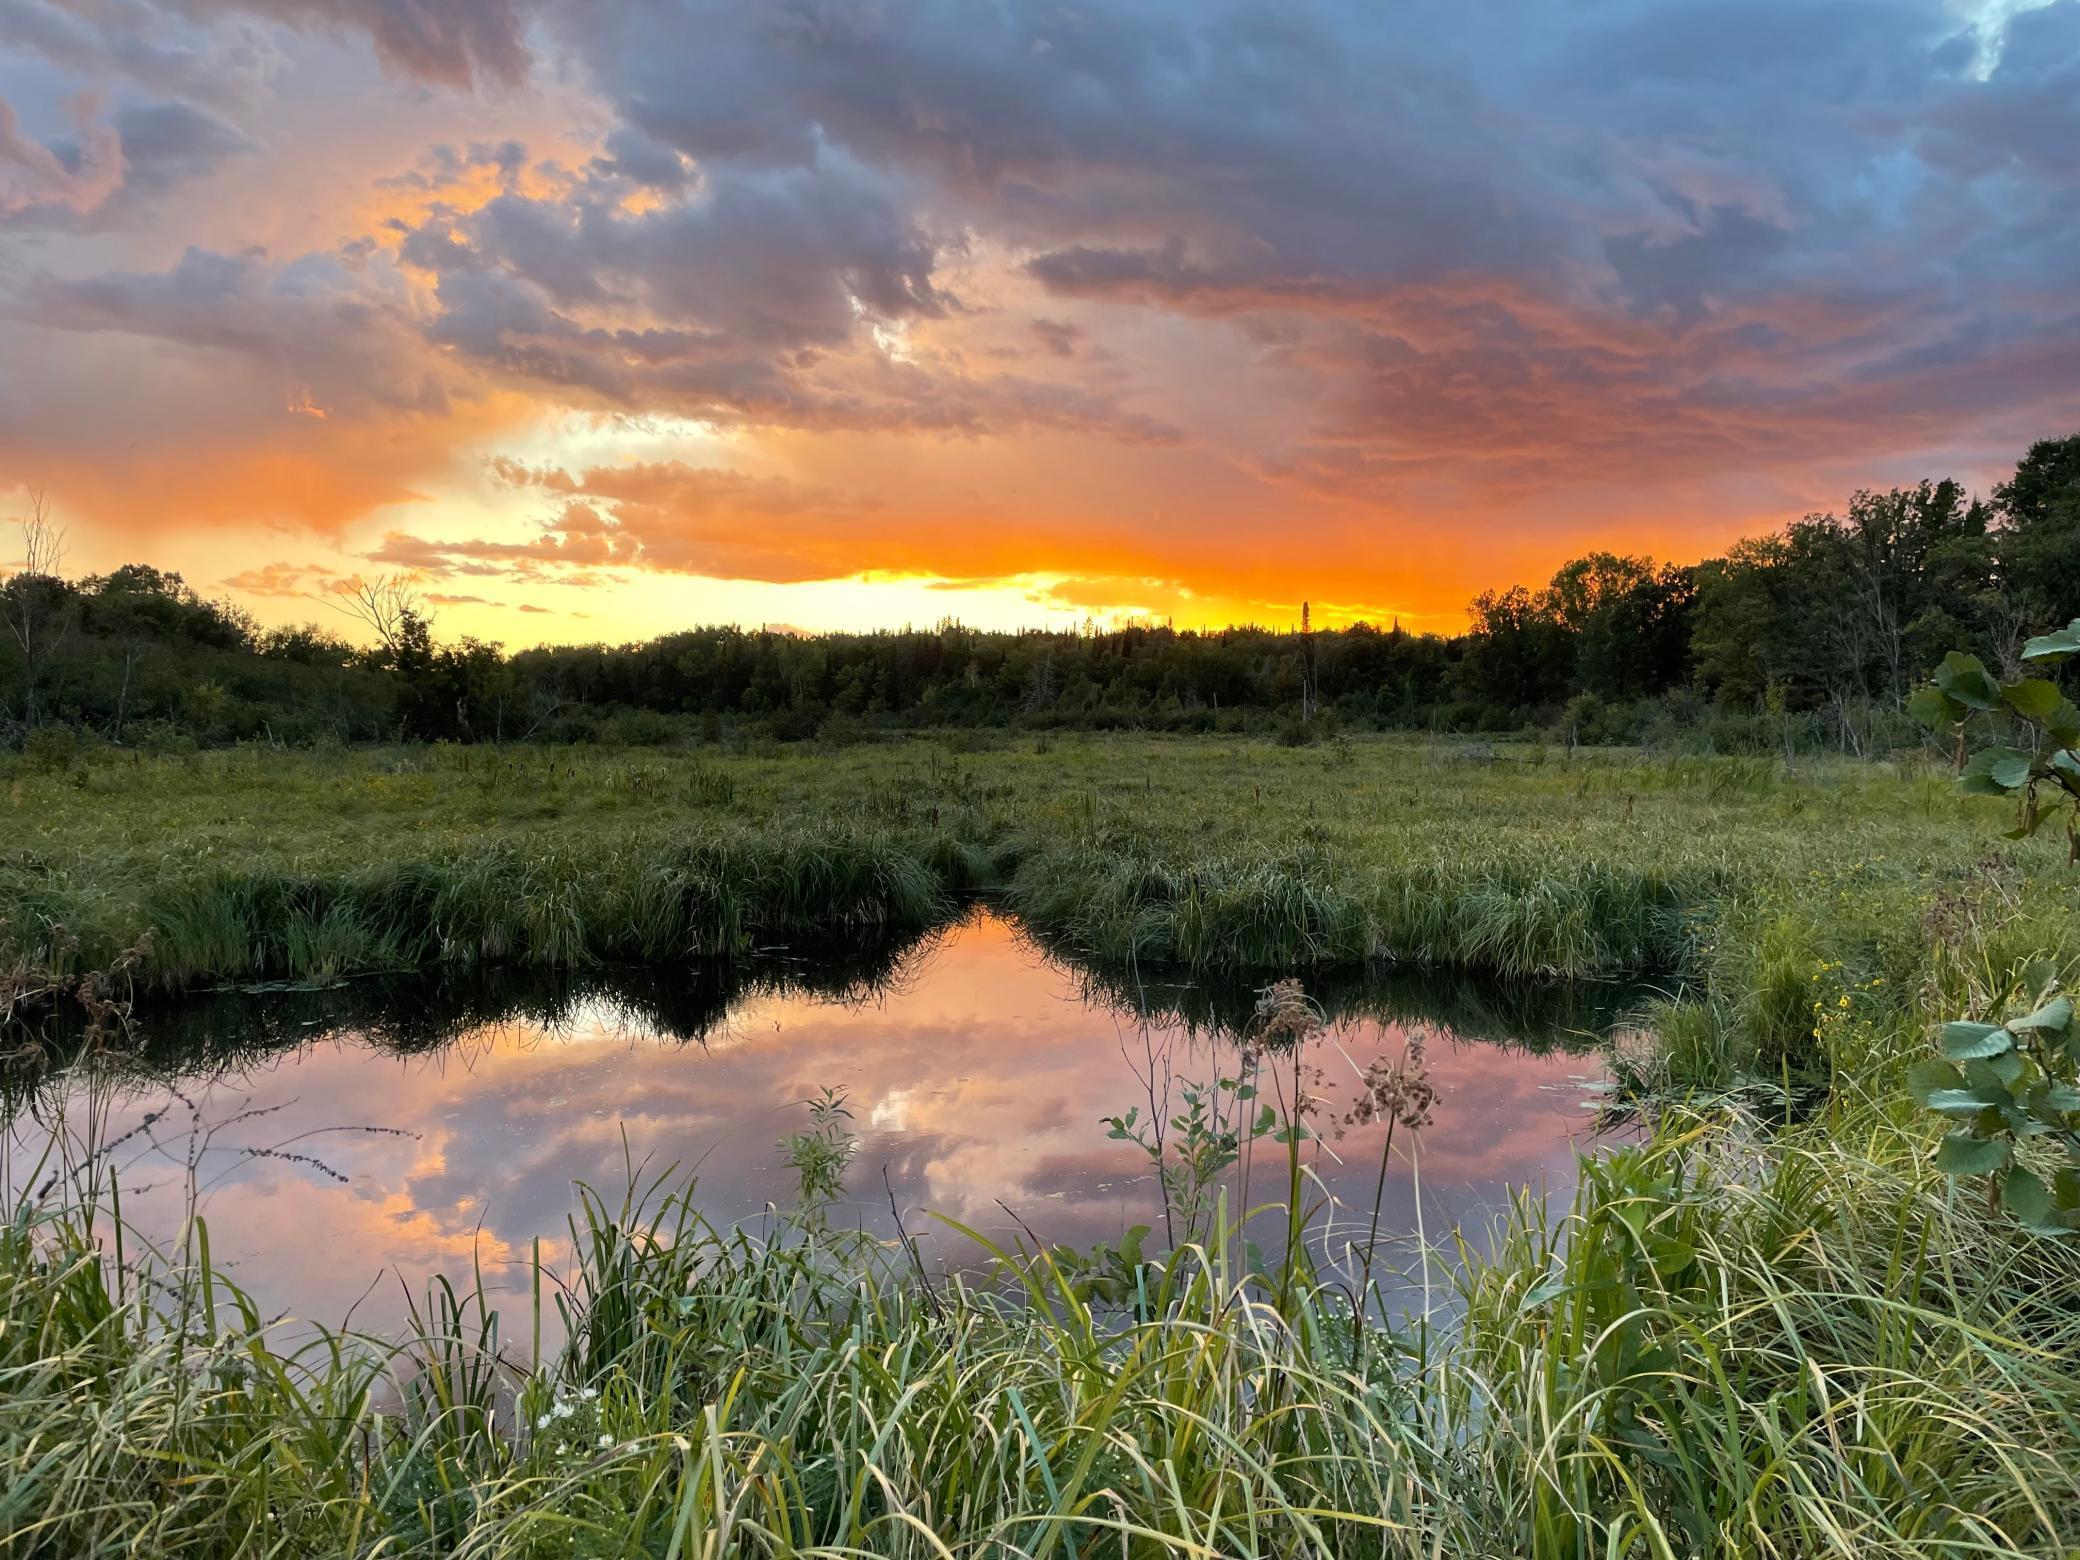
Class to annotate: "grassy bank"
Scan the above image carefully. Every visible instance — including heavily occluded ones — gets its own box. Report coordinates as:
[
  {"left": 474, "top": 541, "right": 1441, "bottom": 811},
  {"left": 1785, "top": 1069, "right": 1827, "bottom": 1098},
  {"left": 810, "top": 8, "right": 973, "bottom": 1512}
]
[
  {"left": 7, "top": 735, "right": 2072, "bottom": 1094},
  {"left": 4, "top": 735, "right": 2058, "bottom": 988}
]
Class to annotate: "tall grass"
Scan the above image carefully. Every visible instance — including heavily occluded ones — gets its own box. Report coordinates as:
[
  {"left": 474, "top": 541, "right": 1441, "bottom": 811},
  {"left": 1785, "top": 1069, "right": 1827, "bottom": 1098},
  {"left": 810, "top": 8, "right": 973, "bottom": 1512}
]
[
  {"left": 1006, "top": 841, "right": 1705, "bottom": 978},
  {"left": 6, "top": 1101, "right": 2076, "bottom": 1556},
  {"left": 29, "top": 829, "right": 953, "bottom": 991}
]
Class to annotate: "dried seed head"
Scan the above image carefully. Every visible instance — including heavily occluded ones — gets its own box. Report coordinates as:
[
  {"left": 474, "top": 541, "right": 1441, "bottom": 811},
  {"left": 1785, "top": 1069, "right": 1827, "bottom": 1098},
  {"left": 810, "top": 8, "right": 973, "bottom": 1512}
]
[
  {"left": 1252, "top": 978, "right": 1322, "bottom": 1048},
  {"left": 1341, "top": 1028, "right": 1438, "bottom": 1134}
]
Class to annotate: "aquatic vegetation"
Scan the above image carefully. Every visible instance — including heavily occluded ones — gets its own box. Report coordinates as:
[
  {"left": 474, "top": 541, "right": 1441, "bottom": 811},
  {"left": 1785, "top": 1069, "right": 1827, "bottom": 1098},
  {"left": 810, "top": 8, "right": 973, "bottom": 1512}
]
[
  {"left": 6, "top": 1084, "right": 2077, "bottom": 1556},
  {"left": 779, "top": 1086, "right": 859, "bottom": 1220},
  {"left": 2, "top": 735, "right": 2070, "bottom": 1111}
]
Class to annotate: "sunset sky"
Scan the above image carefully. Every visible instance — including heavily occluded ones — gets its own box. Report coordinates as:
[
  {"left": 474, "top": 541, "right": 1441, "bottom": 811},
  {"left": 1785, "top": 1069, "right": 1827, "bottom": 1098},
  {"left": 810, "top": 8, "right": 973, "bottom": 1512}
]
[{"left": 3, "top": 0, "right": 2077, "bottom": 646}]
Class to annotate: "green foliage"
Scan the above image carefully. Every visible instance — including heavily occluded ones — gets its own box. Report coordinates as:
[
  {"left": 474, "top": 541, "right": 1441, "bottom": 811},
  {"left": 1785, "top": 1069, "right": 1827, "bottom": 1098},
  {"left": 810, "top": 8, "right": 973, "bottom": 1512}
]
[
  {"left": 9, "top": 1105, "right": 2080, "bottom": 1557},
  {"left": 1909, "top": 968, "right": 2080, "bottom": 1234},
  {"left": 4, "top": 700, "right": 2080, "bottom": 1549},
  {"left": 1105, "top": 1070, "right": 1277, "bottom": 1246},
  {"left": 780, "top": 1086, "right": 859, "bottom": 1219},
  {"left": 1912, "top": 622, "right": 2080, "bottom": 852},
  {"left": 1043, "top": 1223, "right": 1152, "bottom": 1306},
  {"left": 1908, "top": 624, "right": 2080, "bottom": 1231},
  {"left": 1, "top": 732, "right": 2062, "bottom": 1013}
]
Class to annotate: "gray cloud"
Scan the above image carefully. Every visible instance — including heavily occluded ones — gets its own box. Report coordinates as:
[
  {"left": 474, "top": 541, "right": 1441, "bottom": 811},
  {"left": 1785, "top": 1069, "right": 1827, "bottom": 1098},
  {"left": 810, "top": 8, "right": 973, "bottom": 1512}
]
[
  {"left": 4, "top": 0, "right": 2077, "bottom": 559},
  {"left": 17, "top": 244, "right": 452, "bottom": 417},
  {"left": 508, "top": 0, "right": 2078, "bottom": 494},
  {"left": 0, "top": 91, "right": 254, "bottom": 227},
  {"left": 112, "top": 98, "right": 254, "bottom": 191},
  {"left": 188, "top": 0, "right": 530, "bottom": 86},
  {"left": 0, "top": 0, "right": 286, "bottom": 105}
]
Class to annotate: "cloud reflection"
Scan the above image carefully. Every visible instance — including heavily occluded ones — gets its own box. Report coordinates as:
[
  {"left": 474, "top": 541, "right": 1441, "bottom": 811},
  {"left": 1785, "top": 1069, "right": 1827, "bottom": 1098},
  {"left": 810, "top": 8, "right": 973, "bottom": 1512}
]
[{"left": 13, "top": 914, "right": 1616, "bottom": 1335}]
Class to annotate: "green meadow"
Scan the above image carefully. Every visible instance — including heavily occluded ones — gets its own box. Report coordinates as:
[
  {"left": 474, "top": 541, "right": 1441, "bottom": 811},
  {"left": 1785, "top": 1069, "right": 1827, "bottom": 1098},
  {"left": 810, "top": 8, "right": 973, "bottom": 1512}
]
[
  {"left": 5, "top": 735, "right": 2080, "bottom": 1555},
  {"left": 3, "top": 734, "right": 2051, "bottom": 989}
]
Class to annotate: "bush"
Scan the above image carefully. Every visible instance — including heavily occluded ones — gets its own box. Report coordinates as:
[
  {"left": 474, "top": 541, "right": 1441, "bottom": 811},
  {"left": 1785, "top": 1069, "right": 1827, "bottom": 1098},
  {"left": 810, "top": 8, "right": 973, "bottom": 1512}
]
[{"left": 19, "top": 724, "right": 85, "bottom": 774}]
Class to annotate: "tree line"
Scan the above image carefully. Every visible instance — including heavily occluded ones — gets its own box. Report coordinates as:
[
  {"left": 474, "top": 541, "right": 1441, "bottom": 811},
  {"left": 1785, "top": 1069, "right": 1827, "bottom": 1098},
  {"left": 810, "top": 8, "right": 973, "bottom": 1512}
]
[{"left": 3, "top": 432, "right": 2075, "bottom": 755}]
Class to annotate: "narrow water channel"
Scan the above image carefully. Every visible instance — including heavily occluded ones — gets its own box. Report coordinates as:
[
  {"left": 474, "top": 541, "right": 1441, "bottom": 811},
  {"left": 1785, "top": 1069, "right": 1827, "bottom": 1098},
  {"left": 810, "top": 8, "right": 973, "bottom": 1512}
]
[{"left": 4, "top": 910, "right": 1637, "bottom": 1335}]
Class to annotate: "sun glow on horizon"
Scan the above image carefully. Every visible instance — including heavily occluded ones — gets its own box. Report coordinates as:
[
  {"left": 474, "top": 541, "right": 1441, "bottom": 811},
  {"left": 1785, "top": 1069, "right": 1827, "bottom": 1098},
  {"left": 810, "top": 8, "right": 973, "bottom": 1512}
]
[{"left": 1, "top": 0, "right": 2073, "bottom": 647}]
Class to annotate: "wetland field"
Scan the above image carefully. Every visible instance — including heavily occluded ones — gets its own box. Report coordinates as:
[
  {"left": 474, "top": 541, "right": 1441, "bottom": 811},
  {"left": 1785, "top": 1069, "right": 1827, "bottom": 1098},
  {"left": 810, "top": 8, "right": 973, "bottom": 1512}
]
[{"left": 4, "top": 735, "right": 2079, "bottom": 1557}]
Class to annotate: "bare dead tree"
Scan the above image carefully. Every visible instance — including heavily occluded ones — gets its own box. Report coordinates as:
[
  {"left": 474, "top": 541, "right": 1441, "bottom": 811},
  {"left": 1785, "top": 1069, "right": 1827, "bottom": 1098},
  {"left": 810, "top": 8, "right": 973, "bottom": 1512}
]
[
  {"left": 17, "top": 486, "right": 63, "bottom": 578},
  {"left": 4, "top": 487, "right": 71, "bottom": 727},
  {"left": 325, "top": 573, "right": 426, "bottom": 658}
]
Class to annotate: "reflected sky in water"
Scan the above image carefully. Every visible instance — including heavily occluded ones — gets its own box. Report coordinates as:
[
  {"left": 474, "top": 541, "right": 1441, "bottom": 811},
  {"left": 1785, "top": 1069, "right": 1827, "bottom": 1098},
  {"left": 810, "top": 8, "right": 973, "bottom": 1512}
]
[{"left": 5, "top": 912, "right": 1625, "bottom": 1336}]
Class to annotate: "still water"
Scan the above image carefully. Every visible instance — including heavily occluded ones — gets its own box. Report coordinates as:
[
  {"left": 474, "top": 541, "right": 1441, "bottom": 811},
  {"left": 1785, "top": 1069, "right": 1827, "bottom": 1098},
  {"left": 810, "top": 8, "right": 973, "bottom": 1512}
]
[{"left": 4, "top": 911, "right": 1632, "bottom": 1334}]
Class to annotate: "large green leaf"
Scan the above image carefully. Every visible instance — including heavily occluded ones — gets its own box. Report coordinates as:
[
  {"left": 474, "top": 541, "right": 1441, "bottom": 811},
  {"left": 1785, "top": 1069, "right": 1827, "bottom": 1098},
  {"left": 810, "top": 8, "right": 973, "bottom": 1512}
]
[
  {"left": 2021, "top": 620, "right": 2080, "bottom": 664},
  {"left": 1934, "top": 1132, "right": 2010, "bottom": 1176},
  {"left": 1924, "top": 1086, "right": 2009, "bottom": 1116},
  {"left": 2057, "top": 1168, "right": 2080, "bottom": 1213},
  {"left": 1960, "top": 747, "right": 2032, "bottom": 795},
  {"left": 1983, "top": 1047, "right": 2028, "bottom": 1089},
  {"left": 1934, "top": 651, "right": 2003, "bottom": 710},
  {"left": 1939, "top": 1021, "right": 2012, "bottom": 1060},
  {"left": 1907, "top": 1057, "right": 1965, "bottom": 1107},
  {"left": 2003, "top": 678, "right": 2066, "bottom": 719},
  {"left": 2002, "top": 1166, "right": 2073, "bottom": 1235},
  {"left": 2010, "top": 995, "right": 2073, "bottom": 1036},
  {"left": 1907, "top": 684, "right": 1964, "bottom": 732}
]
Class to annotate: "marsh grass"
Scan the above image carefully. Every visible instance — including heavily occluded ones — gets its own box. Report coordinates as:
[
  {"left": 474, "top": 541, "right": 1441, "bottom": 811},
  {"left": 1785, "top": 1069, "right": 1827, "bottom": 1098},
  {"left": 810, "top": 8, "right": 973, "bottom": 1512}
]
[
  {"left": 5, "top": 1089, "right": 2078, "bottom": 1557},
  {"left": 1, "top": 736, "right": 2060, "bottom": 992}
]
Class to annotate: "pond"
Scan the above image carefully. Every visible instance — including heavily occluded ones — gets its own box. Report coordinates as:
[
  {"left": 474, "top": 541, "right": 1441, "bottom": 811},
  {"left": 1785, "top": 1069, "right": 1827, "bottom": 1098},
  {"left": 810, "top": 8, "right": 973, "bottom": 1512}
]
[{"left": 3, "top": 910, "right": 1638, "bottom": 1335}]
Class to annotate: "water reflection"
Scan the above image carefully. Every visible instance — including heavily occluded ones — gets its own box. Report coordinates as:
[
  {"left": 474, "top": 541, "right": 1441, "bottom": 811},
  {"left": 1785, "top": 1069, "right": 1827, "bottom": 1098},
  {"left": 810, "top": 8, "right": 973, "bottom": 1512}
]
[{"left": 4, "top": 911, "right": 1634, "bottom": 1335}]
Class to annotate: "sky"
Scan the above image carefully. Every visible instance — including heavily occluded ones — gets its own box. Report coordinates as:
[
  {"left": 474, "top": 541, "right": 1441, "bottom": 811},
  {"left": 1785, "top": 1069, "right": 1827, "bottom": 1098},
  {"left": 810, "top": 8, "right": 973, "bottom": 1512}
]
[{"left": 2, "top": 0, "right": 2077, "bottom": 646}]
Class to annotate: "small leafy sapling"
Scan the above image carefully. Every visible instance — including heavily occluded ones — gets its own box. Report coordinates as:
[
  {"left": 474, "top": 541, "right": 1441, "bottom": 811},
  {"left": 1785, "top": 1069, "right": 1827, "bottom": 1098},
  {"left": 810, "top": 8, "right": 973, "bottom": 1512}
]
[
  {"left": 1909, "top": 618, "right": 2080, "bottom": 859},
  {"left": 781, "top": 1087, "right": 858, "bottom": 1224},
  {"left": 1908, "top": 967, "right": 2080, "bottom": 1235},
  {"left": 1105, "top": 1075, "right": 1275, "bottom": 1247},
  {"left": 1910, "top": 620, "right": 2080, "bottom": 1232}
]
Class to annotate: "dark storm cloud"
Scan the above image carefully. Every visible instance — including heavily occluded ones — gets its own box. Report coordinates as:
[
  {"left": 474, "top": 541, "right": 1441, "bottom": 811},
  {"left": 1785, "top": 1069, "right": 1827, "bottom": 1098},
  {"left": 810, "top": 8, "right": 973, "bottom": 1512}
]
[
  {"left": 1922, "top": 0, "right": 2080, "bottom": 179},
  {"left": 4, "top": 0, "right": 2078, "bottom": 584},
  {"left": 518, "top": 0, "right": 2079, "bottom": 484},
  {"left": 409, "top": 160, "right": 952, "bottom": 346},
  {"left": 563, "top": 0, "right": 1575, "bottom": 290}
]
